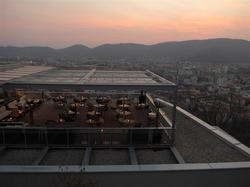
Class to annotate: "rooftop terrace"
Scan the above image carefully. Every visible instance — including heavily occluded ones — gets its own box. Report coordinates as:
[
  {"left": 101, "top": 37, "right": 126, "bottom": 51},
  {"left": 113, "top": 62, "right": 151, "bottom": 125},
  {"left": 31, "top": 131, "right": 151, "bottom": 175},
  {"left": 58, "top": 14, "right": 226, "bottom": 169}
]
[
  {"left": 0, "top": 67, "right": 249, "bottom": 187},
  {"left": 0, "top": 91, "right": 249, "bottom": 165}
]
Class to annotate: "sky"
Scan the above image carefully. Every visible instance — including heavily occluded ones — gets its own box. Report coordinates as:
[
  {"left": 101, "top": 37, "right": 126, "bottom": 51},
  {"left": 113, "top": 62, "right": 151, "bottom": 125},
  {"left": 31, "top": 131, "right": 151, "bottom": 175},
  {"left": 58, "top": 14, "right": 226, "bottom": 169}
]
[{"left": 0, "top": 0, "right": 250, "bottom": 48}]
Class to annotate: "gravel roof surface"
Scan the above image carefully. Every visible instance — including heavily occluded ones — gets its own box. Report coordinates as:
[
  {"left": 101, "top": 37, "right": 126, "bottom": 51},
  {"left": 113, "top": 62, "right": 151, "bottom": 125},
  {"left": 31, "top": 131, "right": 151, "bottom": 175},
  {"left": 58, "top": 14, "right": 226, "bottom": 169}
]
[
  {"left": 163, "top": 106, "right": 250, "bottom": 163},
  {"left": 40, "top": 149, "right": 84, "bottom": 165},
  {"left": 90, "top": 149, "right": 130, "bottom": 165},
  {"left": 136, "top": 149, "right": 177, "bottom": 164},
  {"left": 0, "top": 148, "right": 41, "bottom": 165}
]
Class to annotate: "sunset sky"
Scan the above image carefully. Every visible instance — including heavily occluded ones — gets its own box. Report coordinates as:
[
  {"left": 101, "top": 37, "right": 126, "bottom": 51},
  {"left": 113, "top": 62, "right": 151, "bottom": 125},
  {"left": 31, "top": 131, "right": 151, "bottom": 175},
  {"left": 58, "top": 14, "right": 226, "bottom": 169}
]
[{"left": 1, "top": 0, "right": 250, "bottom": 48}]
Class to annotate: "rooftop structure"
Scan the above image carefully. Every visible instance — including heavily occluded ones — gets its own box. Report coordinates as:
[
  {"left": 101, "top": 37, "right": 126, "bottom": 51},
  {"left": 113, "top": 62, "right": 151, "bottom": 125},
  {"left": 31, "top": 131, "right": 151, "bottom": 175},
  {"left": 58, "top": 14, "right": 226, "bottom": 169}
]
[
  {"left": 0, "top": 66, "right": 53, "bottom": 82},
  {"left": 0, "top": 66, "right": 249, "bottom": 187},
  {"left": 3, "top": 68, "right": 175, "bottom": 92}
]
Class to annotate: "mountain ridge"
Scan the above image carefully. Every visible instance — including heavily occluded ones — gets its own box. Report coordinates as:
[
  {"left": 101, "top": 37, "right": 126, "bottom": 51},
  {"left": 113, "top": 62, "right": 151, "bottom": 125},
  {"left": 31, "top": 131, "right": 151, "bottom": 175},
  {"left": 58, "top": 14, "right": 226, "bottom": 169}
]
[{"left": 1, "top": 38, "right": 250, "bottom": 63}]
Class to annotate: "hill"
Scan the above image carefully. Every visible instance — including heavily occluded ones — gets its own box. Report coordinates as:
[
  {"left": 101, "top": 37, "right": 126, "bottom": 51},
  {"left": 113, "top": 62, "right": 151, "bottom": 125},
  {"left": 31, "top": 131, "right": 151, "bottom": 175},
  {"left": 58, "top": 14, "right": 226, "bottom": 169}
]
[{"left": 0, "top": 38, "right": 250, "bottom": 63}]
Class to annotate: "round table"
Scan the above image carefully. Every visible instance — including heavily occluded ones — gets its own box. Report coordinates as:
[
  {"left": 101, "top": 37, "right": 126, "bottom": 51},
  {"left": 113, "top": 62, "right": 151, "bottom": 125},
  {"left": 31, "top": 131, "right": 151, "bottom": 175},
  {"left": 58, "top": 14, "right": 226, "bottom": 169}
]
[
  {"left": 116, "top": 110, "right": 131, "bottom": 117},
  {"left": 118, "top": 118, "right": 135, "bottom": 126},
  {"left": 148, "top": 112, "right": 157, "bottom": 120},
  {"left": 94, "top": 104, "right": 105, "bottom": 108},
  {"left": 68, "top": 110, "right": 76, "bottom": 115},
  {"left": 118, "top": 104, "right": 130, "bottom": 110},
  {"left": 80, "top": 96, "right": 88, "bottom": 102},
  {"left": 96, "top": 96, "right": 110, "bottom": 104},
  {"left": 118, "top": 97, "right": 130, "bottom": 101},
  {"left": 86, "top": 119, "right": 96, "bottom": 126}
]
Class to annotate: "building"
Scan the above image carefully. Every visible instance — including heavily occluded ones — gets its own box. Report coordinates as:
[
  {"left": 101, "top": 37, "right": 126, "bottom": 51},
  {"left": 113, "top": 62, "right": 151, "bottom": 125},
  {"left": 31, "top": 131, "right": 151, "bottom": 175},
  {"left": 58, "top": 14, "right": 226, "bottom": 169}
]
[{"left": 0, "top": 66, "right": 249, "bottom": 187}]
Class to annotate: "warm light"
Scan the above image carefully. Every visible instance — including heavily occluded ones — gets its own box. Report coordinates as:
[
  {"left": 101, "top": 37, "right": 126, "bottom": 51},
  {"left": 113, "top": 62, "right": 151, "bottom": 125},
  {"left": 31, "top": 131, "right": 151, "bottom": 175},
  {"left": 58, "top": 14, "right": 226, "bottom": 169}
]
[{"left": 1, "top": 0, "right": 249, "bottom": 47}]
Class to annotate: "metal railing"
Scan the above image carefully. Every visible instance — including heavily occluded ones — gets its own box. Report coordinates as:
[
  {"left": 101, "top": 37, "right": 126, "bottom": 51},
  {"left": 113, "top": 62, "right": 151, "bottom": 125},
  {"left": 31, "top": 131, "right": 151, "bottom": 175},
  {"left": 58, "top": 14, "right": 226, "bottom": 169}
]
[
  {"left": 0, "top": 126, "right": 174, "bottom": 148},
  {"left": 146, "top": 94, "right": 176, "bottom": 143}
]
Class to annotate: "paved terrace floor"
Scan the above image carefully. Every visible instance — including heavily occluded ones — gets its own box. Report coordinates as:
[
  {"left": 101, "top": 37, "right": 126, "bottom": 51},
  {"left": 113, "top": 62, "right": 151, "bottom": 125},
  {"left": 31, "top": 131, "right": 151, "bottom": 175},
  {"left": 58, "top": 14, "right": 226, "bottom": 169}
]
[{"left": 17, "top": 97, "right": 149, "bottom": 128}]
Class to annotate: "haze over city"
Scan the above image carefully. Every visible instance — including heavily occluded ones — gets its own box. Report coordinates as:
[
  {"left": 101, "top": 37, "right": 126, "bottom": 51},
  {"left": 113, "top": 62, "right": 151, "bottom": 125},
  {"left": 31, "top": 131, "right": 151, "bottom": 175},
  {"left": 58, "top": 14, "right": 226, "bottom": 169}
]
[{"left": 1, "top": 0, "right": 250, "bottom": 48}]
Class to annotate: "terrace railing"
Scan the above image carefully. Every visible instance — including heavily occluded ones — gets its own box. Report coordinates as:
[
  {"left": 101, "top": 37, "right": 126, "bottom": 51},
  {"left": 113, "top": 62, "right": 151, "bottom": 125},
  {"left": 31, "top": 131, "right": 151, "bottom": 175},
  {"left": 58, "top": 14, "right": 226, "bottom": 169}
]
[{"left": 0, "top": 126, "right": 174, "bottom": 148}]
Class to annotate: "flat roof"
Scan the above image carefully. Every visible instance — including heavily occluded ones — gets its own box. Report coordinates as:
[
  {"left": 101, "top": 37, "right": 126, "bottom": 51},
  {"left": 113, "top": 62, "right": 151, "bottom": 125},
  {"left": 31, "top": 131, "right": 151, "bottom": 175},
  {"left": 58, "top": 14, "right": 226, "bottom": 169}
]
[
  {"left": 161, "top": 102, "right": 250, "bottom": 163},
  {"left": 3, "top": 68, "right": 175, "bottom": 91},
  {"left": 7, "top": 69, "right": 174, "bottom": 85},
  {"left": 0, "top": 66, "right": 54, "bottom": 81}
]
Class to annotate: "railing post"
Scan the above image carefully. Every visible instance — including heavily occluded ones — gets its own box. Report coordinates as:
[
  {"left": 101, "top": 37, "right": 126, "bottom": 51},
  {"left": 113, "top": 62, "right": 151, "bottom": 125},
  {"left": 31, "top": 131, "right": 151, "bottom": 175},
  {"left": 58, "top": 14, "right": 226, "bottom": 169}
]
[
  {"left": 109, "top": 134, "right": 113, "bottom": 145},
  {"left": 156, "top": 107, "right": 160, "bottom": 127},
  {"left": 171, "top": 86, "right": 178, "bottom": 145},
  {"left": 172, "top": 87, "right": 177, "bottom": 129},
  {"left": 23, "top": 128, "right": 27, "bottom": 147},
  {"left": 87, "top": 131, "right": 90, "bottom": 146},
  {"left": 129, "top": 129, "right": 132, "bottom": 145},
  {"left": 45, "top": 128, "right": 48, "bottom": 146},
  {"left": 148, "top": 129, "right": 152, "bottom": 145},
  {"left": 38, "top": 129, "right": 41, "bottom": 145},
  {"left": 2, "top": 128, "right": 5, "bottom": 146},
  {"left": 67, "top": 129, "right": 69, "bottom": 147}
]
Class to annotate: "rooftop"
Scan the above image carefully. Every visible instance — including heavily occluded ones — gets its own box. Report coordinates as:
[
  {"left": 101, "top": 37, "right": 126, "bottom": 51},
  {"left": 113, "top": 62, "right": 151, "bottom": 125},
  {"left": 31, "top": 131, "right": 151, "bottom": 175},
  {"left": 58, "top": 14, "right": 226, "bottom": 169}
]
[
  {"left": 162, "top": 103, "right": 250, "bottom": 163},
  {"left": 5, "top": 68, "right": 174, "bottom": 85},
  {"left": 0, "top": 92, "right": 249, "bottom": 167},
  {"left": 0, "top": 66, "right": 53, "bottom": 82},
  {"left": 2, "top": 67, "right": 175, "bottom": 92},
  {"left": 0, "top": 66, "right": 249, "bottom": 178}
]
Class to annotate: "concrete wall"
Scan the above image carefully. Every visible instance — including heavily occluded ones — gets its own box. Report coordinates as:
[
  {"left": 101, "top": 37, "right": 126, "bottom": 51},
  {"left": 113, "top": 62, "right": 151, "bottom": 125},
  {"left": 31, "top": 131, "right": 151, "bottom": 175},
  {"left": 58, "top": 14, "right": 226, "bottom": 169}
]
[{"left": 0, "top": 168, "right": 250, "bottom": 187}]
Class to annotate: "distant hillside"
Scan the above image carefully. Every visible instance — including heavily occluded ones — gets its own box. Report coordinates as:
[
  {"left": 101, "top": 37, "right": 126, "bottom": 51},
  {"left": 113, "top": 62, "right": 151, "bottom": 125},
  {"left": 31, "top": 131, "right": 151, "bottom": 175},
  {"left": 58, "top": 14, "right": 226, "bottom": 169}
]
[
  {"left": 0, "top": 38, "right": 250, "bottom": 63},
  {"left": 58, "top": 44, "right": 91, "bottom": 57}
]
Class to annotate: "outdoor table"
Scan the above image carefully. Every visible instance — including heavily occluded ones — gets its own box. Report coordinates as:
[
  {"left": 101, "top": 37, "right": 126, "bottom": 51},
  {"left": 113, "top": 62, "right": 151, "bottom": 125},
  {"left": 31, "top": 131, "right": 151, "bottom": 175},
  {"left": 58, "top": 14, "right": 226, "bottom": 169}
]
[
  {"left": 57, "top": 102, "right": 64, "bottom": 107},
  {"left": 118, "top": 118, "right": 135, "bottom": 127},
  {"left": 68, "top": 110, "right": 75, "bottom": 115},
  {"left": 148, "top": 112, "right": 157, "bottom": 120},
  {"left": 118, "top": 104, "right": 130, "bottom": 110},
  {"left": 80, "top": 96, "right": 88, "bottom": 105},
  {"left": 118, "top": 97, "right": 130, "bottom": 101},
  {"left": 87, "top": 111, "right": 101, "bottom": 117},
  {"left": 116, "top": 110, "right": 131, "bottom": 118},
  {"left": 94, "top": 104, "right": 105, "bottom": 109},
  {"left": 86, "top": 119, "right": 96, "bottom": 126},
  {"left": 117, "top": 97, "right": 130, "bottom": 105},
  {"left": 33, "top": 99, "right": 40, "bottom": 103},
  {"left": 27, "top": 99, "right": 33, "bottom": 103},
  {"left": 96, "top": 96, "right": 110, "bottom": 104},
  {"left": 135, "top": 103, "right": 146, "bottom": 109},
  {"left": 70, "top": 103, "right": 80, "bottom": 108},
  {"left": 0, "top": 99, "right": 4, "bottom": 104}
]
